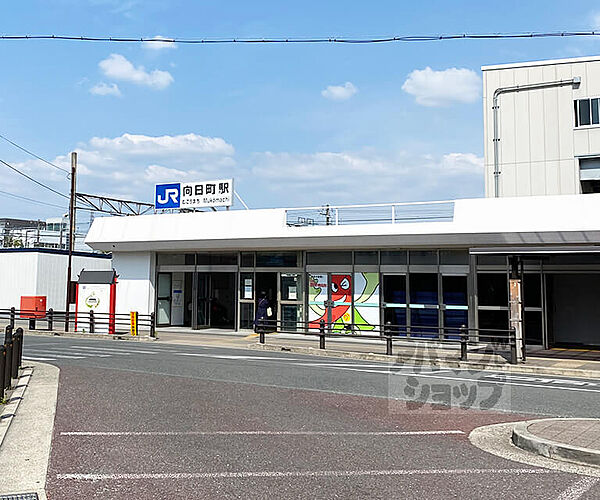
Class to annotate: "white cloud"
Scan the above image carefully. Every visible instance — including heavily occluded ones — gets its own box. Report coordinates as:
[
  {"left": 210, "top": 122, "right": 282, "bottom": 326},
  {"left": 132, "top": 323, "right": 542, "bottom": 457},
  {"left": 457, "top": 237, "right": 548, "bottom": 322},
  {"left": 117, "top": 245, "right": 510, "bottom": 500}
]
[
  {"left": 321, "top": 82, "right": 358, "bottom": 101},
  {"left": 592, "top": 11, "right": 600, "bottom": 29},
  {"left": 402, "top": 67, "right": 481, "bottom": 107},
  {"left": 98, "top": 54, "right": 174, "bottom": 90},
  {"left": 251, "top": 149, "right": 483, "bottom": 205},
  {"left": 89, "top": 82, "right": 122, "bottom": 97},
  {"left": 143, "top": 35, "right": 177, "bottom": 51}
]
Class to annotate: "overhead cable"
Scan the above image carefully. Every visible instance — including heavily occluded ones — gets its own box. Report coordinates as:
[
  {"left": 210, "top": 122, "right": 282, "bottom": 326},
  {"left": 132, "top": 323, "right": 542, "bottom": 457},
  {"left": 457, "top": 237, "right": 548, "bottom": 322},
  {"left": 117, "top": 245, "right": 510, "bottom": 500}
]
[
  {"left": 0, "top": 134, "right": 70, "bottom": 174},
  {"left": 0, "top": 158, "right": 69, "bottom": 199},
  {"left": 0, "top": 31, "right": 600, "bottom": 45}
]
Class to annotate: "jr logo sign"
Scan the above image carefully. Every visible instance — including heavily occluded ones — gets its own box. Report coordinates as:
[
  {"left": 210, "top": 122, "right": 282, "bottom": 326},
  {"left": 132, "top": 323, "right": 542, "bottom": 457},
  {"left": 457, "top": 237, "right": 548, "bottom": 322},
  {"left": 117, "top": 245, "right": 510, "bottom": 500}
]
[{"left": 155, "top": 183, "right": 181, "bottom": 209}]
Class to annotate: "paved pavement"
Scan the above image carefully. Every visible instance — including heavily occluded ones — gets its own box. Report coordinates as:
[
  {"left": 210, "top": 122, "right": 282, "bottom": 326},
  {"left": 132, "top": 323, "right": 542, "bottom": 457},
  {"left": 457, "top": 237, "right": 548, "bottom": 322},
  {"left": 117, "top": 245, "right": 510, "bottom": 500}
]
[{"left": 17, "top": 335, "right": 600, "bottom": 498}]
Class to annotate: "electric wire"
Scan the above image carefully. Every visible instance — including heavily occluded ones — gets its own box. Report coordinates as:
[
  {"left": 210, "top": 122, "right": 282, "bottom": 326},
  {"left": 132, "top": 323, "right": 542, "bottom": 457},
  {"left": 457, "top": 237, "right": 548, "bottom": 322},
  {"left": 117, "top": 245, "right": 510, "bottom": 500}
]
[
  {"left": 0, "top": 188, "right": 67, "bottom": 209},
  {"left": 1, "top": 31, "right": 600, "bottom": 45},
  {"left": 0, "top": 158, "right": 69, "bottom": 199},
  {"left": 0, "top": 134, "right": 70, "bottom": 174}
]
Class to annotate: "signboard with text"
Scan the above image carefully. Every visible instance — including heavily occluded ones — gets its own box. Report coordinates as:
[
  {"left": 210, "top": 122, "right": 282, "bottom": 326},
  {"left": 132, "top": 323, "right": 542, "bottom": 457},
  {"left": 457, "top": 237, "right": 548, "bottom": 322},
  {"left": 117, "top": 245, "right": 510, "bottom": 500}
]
[{"left": 155, "top": 179, "right": 233, "bottom": 210}]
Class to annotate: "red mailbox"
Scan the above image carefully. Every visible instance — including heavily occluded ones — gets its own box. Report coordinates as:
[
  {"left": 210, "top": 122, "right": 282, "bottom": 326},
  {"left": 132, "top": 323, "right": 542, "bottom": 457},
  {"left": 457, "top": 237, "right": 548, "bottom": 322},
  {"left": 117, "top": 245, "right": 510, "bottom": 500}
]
[{"left": 20, "top": 296, "right": 47, "bottom": 318}]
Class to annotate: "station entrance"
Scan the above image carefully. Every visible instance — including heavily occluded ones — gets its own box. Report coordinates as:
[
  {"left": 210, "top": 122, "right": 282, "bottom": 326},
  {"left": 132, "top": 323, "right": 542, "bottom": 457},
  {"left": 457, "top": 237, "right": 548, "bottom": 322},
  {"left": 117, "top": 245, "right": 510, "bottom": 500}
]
[{"left": 193, "top": 272, "right": 236, "bottom": 329}]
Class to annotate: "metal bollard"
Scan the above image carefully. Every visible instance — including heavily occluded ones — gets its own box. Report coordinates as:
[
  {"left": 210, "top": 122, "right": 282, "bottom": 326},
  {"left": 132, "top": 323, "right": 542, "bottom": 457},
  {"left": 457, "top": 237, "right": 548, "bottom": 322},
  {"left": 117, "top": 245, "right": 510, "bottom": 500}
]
[
  {"left": 48, "top": 308, "right": 54, "bottom": 331},
  {"left": 90, "top": 310, "right": 95, "bottom": 334},
  {"left": 319, "top": 319, "right": 326, "bottom": 349},
  {"left": 150, "top": 312, "right": 156, "bottom": 338},
  {"left": 459, "top": 325, "right": 468, "bottom": 362},
  {"left": 259, "top": 326, "right": 265, "bottom": 344},
  {"left": 4, "top": 326, "right": 12, "bottom": 388},
  {"left": 29, "top": 318, "right": 36, "bottom": 330},
  {"left": 9, "top": 307, "right": 15, "bottom": 330},
  {"left": 16, "top": 327, "right": 23, "bottom": 369},
  {"left": 11, "top": 331, "right": 19, "bottom": 379},
  {"left": 0, "top": 344, "right": 6, "bottom": 400}
]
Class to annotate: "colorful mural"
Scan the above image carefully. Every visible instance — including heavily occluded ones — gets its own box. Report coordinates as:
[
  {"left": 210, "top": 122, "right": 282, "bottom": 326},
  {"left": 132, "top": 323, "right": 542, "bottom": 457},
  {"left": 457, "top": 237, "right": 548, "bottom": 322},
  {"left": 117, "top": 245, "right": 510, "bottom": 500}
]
[
  {"left": 308, "top": 273, "right": 328, "bottom": 329},
  {"left": 353, "top": 272, "right": 380, "bottom": 332},
  {"left": 330, "top": 274, "right": 352, "bottom": 331}
]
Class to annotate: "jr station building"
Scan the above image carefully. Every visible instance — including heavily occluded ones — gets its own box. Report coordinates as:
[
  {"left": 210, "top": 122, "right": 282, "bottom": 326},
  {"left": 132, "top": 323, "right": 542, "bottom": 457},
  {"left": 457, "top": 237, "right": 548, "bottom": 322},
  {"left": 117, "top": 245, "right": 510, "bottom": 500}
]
[{"left": 86, "top": 55, "right": 600, "bottom": 349}]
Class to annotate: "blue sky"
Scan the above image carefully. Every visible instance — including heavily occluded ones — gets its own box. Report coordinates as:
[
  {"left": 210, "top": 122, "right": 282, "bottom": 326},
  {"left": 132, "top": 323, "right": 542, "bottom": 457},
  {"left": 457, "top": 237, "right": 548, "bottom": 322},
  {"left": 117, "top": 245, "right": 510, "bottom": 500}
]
[{"left": 1, "top": 0, "right": 600, "bottom": 221}]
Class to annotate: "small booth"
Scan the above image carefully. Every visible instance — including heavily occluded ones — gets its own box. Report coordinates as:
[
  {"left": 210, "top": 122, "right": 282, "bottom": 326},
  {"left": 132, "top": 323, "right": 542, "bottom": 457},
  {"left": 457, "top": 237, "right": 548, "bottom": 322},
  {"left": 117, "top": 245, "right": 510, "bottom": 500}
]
[{"left": 76, "top": 269, "right": 117, "bottom": 334}]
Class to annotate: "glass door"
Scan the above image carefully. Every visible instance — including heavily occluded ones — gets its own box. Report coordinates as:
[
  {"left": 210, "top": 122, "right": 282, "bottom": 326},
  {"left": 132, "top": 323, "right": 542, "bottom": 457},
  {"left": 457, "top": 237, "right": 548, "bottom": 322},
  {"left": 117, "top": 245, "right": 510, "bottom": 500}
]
[
  {"left": 196, "top": 272, "right": 210, "bottom": 328},
  {"left": 157, "top": 273, "right": 172, "bottom": 326}
]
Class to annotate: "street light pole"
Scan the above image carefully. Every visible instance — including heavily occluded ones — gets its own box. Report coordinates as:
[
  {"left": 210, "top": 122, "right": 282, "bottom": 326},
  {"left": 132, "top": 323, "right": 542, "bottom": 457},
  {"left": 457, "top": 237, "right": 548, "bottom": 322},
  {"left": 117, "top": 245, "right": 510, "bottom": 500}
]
[{"left": 64, "top": 152, "right": 77, "bottom": 331}]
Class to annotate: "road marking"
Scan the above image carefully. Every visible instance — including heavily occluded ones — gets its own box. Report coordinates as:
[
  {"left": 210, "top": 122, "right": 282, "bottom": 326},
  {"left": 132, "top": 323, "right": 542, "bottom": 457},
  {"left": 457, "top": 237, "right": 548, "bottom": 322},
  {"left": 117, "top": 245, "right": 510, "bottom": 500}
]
[
  {"left": 483, "top": 373, "right": 599, "bottom": 387},
  {"left": 23, "top": 355, "right": 56, "bottom": 361},
  {"left": 173, "top": 353, "right": 304, "bottom": 361},
  {"left": 557, "top": 477, "right": 600, "bottom": 500},
  {"left": 47, "top": 354, "right": 87, "bottom": 359},
  {"left": 72, "top": 346, "right": 135, "bottom": 355},
  {"left": 59, "top": 430, "right": 464, "bottom": 437},
  {"left": 56, "top": 468, "right": 551, "bottom": 481},
  {"left": 26, "top": 350, "right": 112, "bottom": 358}
]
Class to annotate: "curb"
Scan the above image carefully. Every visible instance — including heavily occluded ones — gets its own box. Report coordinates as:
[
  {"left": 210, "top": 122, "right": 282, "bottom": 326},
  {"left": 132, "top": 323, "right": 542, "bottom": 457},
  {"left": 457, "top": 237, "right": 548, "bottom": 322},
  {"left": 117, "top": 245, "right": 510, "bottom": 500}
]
[
  {"left": 22, "top": 330, "right": 157, "bottom": 342},
  {"left": 512, "top": 419, "right": 600, "bottom": 467},
  {"left": 0, "top": 366, "right": 34, "bottom": 448},
  {"left": 248, "top": 343, "right": 600, "bottom": 379}
]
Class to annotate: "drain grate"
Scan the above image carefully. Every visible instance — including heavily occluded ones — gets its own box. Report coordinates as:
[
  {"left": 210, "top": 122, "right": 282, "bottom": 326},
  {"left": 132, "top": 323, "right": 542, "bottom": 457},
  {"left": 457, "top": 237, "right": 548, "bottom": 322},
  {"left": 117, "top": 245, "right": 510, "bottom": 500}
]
[{"left": 0, "top": 494, "right": 39, "bottom": 500}]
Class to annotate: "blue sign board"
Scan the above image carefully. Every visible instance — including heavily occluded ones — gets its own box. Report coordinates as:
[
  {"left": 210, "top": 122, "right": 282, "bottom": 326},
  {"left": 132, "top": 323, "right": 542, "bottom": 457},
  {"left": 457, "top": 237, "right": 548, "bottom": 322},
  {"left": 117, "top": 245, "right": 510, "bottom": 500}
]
[{"left": 155, "top": 183, "right": 181, "bottom": 209}]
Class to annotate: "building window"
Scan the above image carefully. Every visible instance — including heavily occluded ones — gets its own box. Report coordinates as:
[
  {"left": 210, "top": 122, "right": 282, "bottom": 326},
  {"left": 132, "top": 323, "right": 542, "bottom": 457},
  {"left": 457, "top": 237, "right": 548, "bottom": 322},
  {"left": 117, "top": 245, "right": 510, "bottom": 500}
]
[{"left": 574, "top": 98, "right": 600, "bottom": 127}]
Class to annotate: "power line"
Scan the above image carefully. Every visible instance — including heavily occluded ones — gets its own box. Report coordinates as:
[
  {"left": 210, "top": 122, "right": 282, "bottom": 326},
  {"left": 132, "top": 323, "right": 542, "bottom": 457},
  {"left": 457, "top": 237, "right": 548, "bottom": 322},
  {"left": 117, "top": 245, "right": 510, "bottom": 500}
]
[
  {"left": 0, "top": 158, "right": 69, "bottom": 199},
  {"left": 0, "top": 188, "right": 67, "bottom": 209},
  {"left": 0, "top": 31, "right": 600, "bottom": 45},
  {"left": 0, "top": 134, "right": 70, "bottom": 174}
]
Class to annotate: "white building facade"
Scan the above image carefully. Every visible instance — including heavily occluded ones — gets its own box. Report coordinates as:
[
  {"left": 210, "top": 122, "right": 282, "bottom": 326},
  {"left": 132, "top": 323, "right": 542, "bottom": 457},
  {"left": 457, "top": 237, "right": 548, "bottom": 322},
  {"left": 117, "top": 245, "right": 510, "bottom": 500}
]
[
  {"left": 84, "top": 55, "right": 600, "bottom": 349},
  {"left": 483, "top": 55, "right": 600, "bottom": 197}
]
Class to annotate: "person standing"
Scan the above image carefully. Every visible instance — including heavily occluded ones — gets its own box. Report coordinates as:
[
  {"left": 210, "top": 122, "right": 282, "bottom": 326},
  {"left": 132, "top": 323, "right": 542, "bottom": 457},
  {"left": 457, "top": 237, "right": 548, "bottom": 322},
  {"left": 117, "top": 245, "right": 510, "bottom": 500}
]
[{"left": 254, "top": 291, "right": 270, "bottom": 333}]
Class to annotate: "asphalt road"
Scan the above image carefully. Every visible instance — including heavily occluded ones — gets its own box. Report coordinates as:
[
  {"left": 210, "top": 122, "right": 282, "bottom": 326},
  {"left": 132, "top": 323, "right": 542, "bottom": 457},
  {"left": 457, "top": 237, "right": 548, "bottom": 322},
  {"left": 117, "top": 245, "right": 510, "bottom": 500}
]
[{"left": 22, "top": 334, "right": 600, "bottom": 499}]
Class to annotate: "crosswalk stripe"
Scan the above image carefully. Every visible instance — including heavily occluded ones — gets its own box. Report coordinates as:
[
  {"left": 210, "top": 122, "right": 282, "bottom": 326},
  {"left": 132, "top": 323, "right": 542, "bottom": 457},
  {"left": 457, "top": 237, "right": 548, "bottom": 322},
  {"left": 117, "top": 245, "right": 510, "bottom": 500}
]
[
  {"left": 23, "top": 356, "right": 56, "bottom": 361},
  {"left": 73, "top": 346, "right": 158, "bottom": 354}
]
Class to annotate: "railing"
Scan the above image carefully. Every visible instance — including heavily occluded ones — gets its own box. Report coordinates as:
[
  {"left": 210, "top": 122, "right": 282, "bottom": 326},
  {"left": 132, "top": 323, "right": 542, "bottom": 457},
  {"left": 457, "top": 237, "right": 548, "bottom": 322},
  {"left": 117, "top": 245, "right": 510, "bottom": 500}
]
[
  {"left": 1, "top": 325, "right": 24, "bottom": 402},
  {"left": 285, "top": 201, "right": 455, "bottom": 227},
  {"left": 254, "top": 319, "right": 525, "bottom": 365},
  {"left": 0, "top": 308, "right": 156, "bottom": 338}
]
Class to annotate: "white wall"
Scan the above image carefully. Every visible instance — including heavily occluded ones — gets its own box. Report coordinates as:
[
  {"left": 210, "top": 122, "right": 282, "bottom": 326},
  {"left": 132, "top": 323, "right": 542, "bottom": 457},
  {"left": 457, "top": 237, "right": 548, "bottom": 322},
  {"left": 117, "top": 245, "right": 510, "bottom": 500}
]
[
  {"left": 0, "top": 251, "right": 111, "bottom": 310},
  {"left": 483, "top": 56, "right": 600, "bottom": 197},
  {"left": 111, "top": 251, "right": 155, "bottom": 316}
]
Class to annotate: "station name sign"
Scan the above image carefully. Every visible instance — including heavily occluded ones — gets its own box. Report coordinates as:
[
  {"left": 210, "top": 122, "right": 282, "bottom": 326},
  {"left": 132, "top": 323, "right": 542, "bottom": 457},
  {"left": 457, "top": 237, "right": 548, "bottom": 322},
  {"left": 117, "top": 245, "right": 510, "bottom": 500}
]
[{"left": 155, "top": 179, "right": 233, "bottom": 210}]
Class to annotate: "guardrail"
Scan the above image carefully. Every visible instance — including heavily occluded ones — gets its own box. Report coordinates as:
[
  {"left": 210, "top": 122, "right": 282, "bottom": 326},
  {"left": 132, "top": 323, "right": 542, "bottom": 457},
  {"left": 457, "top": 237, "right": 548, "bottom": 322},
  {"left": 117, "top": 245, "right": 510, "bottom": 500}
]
[
  {"left": 254, "top": 319, "right": 525, "bottom": 365},
  {"left": 1, "top": 325, "right": 24, "bottom": 402},
  {"left": 0, "top": 308, "right": 156, "bottom": 339}
]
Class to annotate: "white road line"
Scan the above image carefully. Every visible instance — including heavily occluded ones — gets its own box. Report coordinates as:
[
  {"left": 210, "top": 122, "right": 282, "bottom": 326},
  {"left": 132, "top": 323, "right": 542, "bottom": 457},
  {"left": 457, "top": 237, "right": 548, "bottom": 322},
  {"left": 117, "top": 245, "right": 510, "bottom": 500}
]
[
  {"left": 59, "top": 430, "right": 464, "bottom": 437},
  {"left": 27, "top": 350, "right": 112, "bottom": 358},
  {"left": 56, "top": 468, "right": 552, "bottom": 481},
  {"left": 325, "top": 366, "right": 600, "bottom": 394},
  {"left": 72, "top": 347, "right": 134, "bottom": 355},
  {"left": 173, "top": 353, "right": 304, "bottom": 361},
  {"left": 51, "top": 354, "right": 87, "bottom": 359},
  {"left": 557, "top": 477, "right": 600, "bottom": 500},
  {"left": 22, "top": 356, "right": 56, "bottom": 361}
]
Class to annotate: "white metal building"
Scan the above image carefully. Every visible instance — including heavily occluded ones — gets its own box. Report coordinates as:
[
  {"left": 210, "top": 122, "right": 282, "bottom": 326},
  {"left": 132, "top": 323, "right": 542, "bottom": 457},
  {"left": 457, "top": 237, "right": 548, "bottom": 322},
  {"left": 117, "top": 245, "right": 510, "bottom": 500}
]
[
  {"left": 0, "top": 248, "right": 111, "bottom": 310},
  {"left": 483, "top": 55, "right": 600, "bottom": 198}
]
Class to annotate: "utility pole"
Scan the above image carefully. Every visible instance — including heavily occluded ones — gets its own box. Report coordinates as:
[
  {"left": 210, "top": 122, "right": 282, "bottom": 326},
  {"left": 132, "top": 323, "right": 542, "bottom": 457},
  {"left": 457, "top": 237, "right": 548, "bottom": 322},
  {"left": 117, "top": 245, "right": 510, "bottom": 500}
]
[{"left": 65, "top": 152, "right": 77, "bottom": 331}]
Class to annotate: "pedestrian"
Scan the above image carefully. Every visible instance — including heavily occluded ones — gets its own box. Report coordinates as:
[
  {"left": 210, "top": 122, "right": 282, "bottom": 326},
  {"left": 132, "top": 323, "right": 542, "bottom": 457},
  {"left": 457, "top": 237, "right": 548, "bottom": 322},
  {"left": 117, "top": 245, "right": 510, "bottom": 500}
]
[{"left": 255, "top": 291, "right": 270, "bottom": 333}]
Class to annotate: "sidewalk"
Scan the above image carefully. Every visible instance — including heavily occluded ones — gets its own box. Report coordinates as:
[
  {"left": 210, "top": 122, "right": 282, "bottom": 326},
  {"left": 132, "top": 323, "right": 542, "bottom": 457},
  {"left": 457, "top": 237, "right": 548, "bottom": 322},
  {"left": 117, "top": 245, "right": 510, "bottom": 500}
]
[
  {"left": 155, "top": 328, "right": 600, "bottom": 379},
  {"left": 512, "top": 418, "right": 600, "bottom": 467}
]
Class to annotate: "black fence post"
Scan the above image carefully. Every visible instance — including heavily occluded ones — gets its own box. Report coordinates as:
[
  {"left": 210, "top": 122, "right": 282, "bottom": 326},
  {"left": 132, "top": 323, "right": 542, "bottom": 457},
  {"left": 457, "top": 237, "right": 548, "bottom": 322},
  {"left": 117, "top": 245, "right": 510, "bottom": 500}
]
[
  {"left": 319, "top": 319, "right": 326, "bottom": 349},
  {"left": 150, "top": 312, "right": 156, "bottom": 338},
  {"left": 459, "top": 325, "right": 468, "bottom": 362},
  {"left": 385, "top": 322, "right": 393, "bottom": 356},
  {"left": 89, "top": 310, "right": 95, "bottom": 334},
  {"left": 29, "top": 317, "right": 36, "bottom": 330},
  {"left": 259, "top": 325, "right": 265, "bottom": 344},
  {"left": 11, "top": 330, "right": 19, "bottom": 379},
  {"left": 0, "top": 344, "right": 6, "bottom": 400},
  {"left": 9, "top": 307, "right": 15, "bottom": 330},
  {"left": 16, "top": 327, "right": 23, "bottom": 369},
  {"left": 4, "top": 326, "right": 13, "bottom": 388},
  {"left": 48, "top": 308, "right": 54, "bottom": 331},
  {"left": 510, "top": 327, "right": 518, "bottom": 365},
  {"left": 64, "top": 310, "right": 69, "bottom": 333}
]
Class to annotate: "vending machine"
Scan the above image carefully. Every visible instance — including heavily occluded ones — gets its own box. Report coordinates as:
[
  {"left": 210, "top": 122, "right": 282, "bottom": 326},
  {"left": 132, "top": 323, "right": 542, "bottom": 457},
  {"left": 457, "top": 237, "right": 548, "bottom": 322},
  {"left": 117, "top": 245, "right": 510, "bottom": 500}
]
[{"left": 75, "top": 269, "right": 117, "bottom": 334}]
